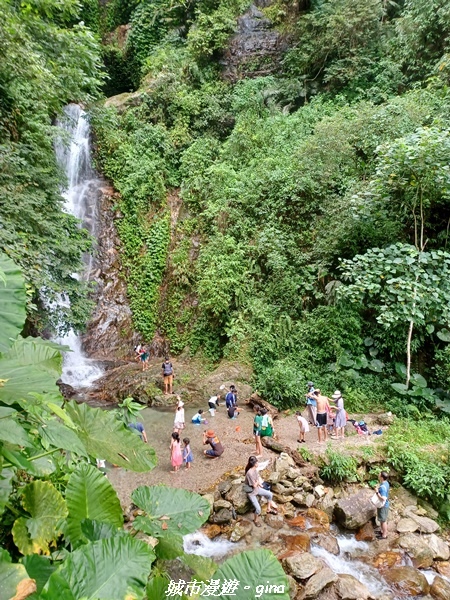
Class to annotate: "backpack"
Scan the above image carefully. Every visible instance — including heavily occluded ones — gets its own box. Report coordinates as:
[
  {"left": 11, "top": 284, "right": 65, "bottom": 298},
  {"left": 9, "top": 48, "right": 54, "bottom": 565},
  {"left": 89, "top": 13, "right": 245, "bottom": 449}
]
[{"left": 163, "top": 362, "right": 173, "bottom": 375}]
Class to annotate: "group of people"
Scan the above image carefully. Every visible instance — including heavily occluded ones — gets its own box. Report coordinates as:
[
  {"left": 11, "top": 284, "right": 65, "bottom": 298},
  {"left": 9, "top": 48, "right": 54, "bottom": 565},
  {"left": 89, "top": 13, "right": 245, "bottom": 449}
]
[{"left": 303, "top": 382, "right": 347, "bottom": 443}]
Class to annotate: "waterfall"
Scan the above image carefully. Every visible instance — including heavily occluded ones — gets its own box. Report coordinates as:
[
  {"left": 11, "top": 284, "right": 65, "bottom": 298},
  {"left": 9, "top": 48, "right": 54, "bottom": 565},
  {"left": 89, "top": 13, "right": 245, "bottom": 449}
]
[{"left": 54, "top": 104, "right": 103, "bottom": 389}]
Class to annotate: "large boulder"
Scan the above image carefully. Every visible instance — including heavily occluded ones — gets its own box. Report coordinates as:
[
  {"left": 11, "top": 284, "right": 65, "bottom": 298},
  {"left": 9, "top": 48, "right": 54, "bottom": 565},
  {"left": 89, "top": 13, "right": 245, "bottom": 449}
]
[
  {"left": 336, "top": 574, "right": 370, "bottom": 600},
  {"left": 313, "top": 533, "right": 340, "bottom": 556},
  {"left": 430, "top": 575, "right": 450, "bottom": 600},
  {"left": 384, "top": 566, "right": 430, "bottom": 596},
  {"left": 436, "top": 562, "right": 450, "bottom": 578},
  {"left": 404, "top": 509, "right": 440, "bottom": 533},
  {"left": 225, "top": 482, "right": 251, "bottom": 514},
  {"left": 304, "top": 567, "right": 337, "bottom": 599},
  {"left": 283, "top": 551, "right": 322, "bottom": 579},
  {"left": 333, "top": 489, "right": 376, "bottom": 530},
  {"left": 396, "top": 517, "right": 419, "bottom": 533},
  {"left": 398, "top": 533, "right": 434, "bottom": 568},
  {"left": 209, "top": 508, "right": 233, "bottom": 524},
  {"left": 425, "top": 534, "right": 450, "bottom": 561}
]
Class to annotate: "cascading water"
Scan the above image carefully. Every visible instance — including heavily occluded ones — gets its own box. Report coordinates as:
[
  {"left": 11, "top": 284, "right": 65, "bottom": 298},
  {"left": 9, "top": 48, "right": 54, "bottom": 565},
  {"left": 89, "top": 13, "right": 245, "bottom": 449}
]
[{"left": 53, "top": 104, "right": 103, "bottom": 389}]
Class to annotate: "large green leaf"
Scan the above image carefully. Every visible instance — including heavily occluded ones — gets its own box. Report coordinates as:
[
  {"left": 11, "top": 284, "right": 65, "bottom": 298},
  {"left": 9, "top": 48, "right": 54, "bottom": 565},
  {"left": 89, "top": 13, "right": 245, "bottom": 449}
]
[
  {"left": 0, "top": 253, "right": 26, "bottom": 354},
  {"left": 391, "top": 382, "right": 408, "bottom": 395},
  {"left": 213, "top": 550, "right": 290, "bottom": 600},
  {"left": 65, "top": 402, "right": 157, "bottom": 472},
  {"left": 80, "top": 519, "right": 121, "bottom": 542},
  {"left": 0, "top": 337, "right": 64, "bottom": 405},
  {"left": 22, "top": 554, "right": 55, "bottom": 594},
  {"left": 411, "top": 373, "right": 427, "bottom": 388},
  {"left": 41, "top": 536, "right": 155, "bottom": 600},
  {"left": 146, "top": 575, "right": 171, "bottom": 600},
  {"left": 12, "top": 481, "right": 68, "bottom": 555},
  {"left": 0, "top": 548, "right": 32, "bottom": 600},
  {"left": 437, "top": 329, "right": 450, "bottom": 342},
  {"left": 131, "top": 485, "right": 210, "bottom": 537},
  {"left": 65, "top": 463, "right": 123, "bottom": 547},
  {"left": 0, "top": 468, "right": 14, "bottom": 517},
  {"left": 0, "top": 417, "right": 33, "bottom": 447},
  {"left": 40, "top": 420, "right": 88, "bottom": 457}
]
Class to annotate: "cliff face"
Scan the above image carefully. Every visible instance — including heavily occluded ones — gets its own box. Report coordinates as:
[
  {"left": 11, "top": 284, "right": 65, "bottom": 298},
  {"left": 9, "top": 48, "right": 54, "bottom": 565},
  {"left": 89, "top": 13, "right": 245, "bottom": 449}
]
[{"left": 223, "top": 0, "right": 288, "bottom": 81}]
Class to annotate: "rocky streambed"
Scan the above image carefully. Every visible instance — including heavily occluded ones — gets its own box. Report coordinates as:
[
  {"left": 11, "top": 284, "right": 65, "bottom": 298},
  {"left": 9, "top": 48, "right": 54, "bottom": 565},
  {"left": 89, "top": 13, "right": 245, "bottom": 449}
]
[{"left": 181, "top": 452, "right": 450, "bottom": 600}]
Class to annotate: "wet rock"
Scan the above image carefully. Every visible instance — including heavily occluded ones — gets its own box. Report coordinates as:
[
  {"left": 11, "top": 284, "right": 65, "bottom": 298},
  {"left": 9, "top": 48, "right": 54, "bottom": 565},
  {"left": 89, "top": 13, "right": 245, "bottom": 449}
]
[
  {"left": 336, "top": 574, "right": 370, "bottom": 599},
  {"left": 213, "top": 499, "right": 232, "bottom": 511},
  {"left": 425, "top": 534, "right": 450, "bottom": 561},
  {"left": 304, "top": 567, "right": 337, "bottom": 598},
  {"left": 280, "top": 533, "right": 311, "bottom": 557},
  {"left": 430, "top": 575, "right": 450, "bottom": 600},
  {"left": 57, "top": 381, "right": 77, "bottom": 398},
  {"left": 306, "top": 508, "right": 330, "bottom": 528},
  {"left": 384, "top": 566, "right": 430, "bottom": 596},
  {"left": 283, "top": 551, "right": 321, "bottom": 579},
  {"left": 287, "top": 515, "right": 306, "bottom": 529},
  {"left": 229, "top": 519, "right": 253, "bottom": 542},
  {"left": 281, "top": 502, "right": 296, "bottom": 519},
  {"left": 225, "top": 482, "right": 251, "bottom": 514},
  {"left": 313, "top": 533, "right": 340, "bottom": 556},
  {"left": 371, "top": 551, "right": 403, "bottom": 571},
  {"left": 319, "top": 490, "right": 337, "bottom": 519},
  {"left": 265, "top": 513, "right": 285, "bottom": 529},
  {"left": 355, "top": 521, "right": 375, "bottom": 542},
  {"left": 334, "top": 489, "right": 376, "bottom": 530},
  {"left": 398, "top": 533, "right": 434, "bottom": 568},
  {"left": 209, "top": 508, "right": 233, "bottom": 524},
  {"left": 396, "top": 517, "right": 419, "bottom": 533},
  {"left": 436, "top": 561, "right": 450, "bottom": 578},
  {"left": 203, "top": 524, "right": 222, "bottom": 539}
]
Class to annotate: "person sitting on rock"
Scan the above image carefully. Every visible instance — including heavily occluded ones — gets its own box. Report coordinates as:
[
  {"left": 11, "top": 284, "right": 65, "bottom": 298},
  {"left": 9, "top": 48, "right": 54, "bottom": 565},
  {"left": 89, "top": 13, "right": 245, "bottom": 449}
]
[
  {"left": 244, "top": 456, "right": 277, "bottom": 526},
  {"left": 203, "top": 429, "right": 224, "bottom": 458}
]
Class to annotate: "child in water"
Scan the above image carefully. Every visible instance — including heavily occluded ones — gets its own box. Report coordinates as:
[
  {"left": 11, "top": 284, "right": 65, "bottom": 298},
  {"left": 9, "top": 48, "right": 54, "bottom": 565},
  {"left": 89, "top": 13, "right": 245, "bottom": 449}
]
[
  {"left": 183, "top": 437, "right": 193, "bottom": 469},
  {"left": 170, "top": 432, "right": 183, "bottom": 472}
]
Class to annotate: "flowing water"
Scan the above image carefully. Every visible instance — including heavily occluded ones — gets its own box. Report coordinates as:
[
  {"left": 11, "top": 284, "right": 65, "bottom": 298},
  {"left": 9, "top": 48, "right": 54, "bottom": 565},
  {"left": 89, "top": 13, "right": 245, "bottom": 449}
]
[{"left": 53, "top": 104, "right": 103, "bottom": 388}]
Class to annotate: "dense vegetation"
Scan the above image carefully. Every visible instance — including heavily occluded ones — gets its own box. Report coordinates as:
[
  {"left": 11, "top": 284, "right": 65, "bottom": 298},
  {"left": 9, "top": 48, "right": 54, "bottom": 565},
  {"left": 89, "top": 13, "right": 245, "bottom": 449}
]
[{"left": 90, "top": 0, "right": 450, "bottom": 416}]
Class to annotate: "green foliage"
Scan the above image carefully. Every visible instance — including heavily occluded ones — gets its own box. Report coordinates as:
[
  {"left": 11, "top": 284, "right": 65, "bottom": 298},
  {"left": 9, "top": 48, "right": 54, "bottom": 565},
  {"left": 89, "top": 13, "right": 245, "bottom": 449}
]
[
  {"left": 0, "top": 254, "right": 26, "bottom": 353},
  {"left": 320, "top": 446, "right": 358, "bottom": 484},
  {"left": 213, "top": 549, "right": 290, "bottom": 600},
  {"left": 0, "top": 0, "right": 103, "bottom": 333}
]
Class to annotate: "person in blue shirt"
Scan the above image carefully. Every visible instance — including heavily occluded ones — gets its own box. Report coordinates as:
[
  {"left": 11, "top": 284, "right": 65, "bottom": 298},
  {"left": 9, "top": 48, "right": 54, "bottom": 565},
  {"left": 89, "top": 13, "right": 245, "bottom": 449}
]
[
  {"left": 191, "top": 409, "right": 207, "bottom": 424},
  {"left": 128, "top": 421, "right": 148, "bottom": 443},
  {"left": 225, "top": 386, "right": 237, "bottom": 409},
  {"left": 376, "top": 471, "right": 390, "bottom": 539}
]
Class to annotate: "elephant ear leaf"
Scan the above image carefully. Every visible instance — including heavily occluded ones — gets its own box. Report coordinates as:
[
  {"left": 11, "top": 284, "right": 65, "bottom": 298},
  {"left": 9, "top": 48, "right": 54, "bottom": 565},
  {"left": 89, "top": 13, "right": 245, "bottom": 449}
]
[
  {"left": 213, "top": 549, "right": 290, "bottom": 599},
  {"left": 0, "top": 253, "right": 26, "bottom": 354},
  {"left": 41, "top": 536, "right": 155, "bottom": 600},
  {"left": 12, "top": 481, "right": 67, "bottom": 555},
  {"left": 131, "top": 485, "right": 210, "bottom": 536},
  {"left": 65, "top": 463, "right": 123, "bottom": 547},
  {"left": 65, "top": 401, "right": 157, "bottom": 472},
  {"left": 0, "top": 549, "right": 36, "bottom": 600}
]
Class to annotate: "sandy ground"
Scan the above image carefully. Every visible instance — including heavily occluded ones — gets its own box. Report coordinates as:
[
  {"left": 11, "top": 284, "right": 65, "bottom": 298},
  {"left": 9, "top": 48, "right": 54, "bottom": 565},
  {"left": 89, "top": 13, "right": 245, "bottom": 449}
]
[{"left": 108, "top": 403, "right": 384, "bottom": 508}]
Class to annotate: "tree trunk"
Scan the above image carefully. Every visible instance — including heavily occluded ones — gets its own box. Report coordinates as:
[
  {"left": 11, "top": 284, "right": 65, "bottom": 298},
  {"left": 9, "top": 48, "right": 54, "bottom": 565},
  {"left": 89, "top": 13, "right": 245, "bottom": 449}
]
[
  {"left": 261, "top": 436, "right": 307, "bottom": 467},
  {"left": 406, "top": 319, "right": 414, "bottom": 389}
]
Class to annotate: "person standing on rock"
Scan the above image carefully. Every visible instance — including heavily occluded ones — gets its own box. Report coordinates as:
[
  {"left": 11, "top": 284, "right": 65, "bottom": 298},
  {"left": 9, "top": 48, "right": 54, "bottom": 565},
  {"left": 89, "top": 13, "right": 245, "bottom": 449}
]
[
  {"left": 244, "top": 456, "right": 277, "bottom": 526},
  {"left": 203, "top": 429, "right": 224, "bottom": 458},
  {"left": 331, "top": 390, "right": 346, "bottom": 439},
  {"left": 162, "top": 357, "right": 174, "bottom": 394},
  {"left": 315, "top": 389, "right": 330, "bottom": 443},
  {"left": 376, "top": 471, "right": 390, "bottom": 539}
]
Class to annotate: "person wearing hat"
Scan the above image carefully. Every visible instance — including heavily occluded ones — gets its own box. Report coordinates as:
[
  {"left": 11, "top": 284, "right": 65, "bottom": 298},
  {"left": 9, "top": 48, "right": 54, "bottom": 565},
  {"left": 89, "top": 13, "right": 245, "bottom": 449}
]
[
  {"left": 203, "top": 429, "right": 224, "bottom": 458},
  {"left": 331, "top": 390, "right": 346, "bottom": 439}
]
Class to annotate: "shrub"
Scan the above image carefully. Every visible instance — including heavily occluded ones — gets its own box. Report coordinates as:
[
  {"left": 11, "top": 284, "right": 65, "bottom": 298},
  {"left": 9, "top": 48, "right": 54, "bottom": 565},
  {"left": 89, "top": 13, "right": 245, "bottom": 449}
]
[{"left": 320, "top": 446, "right": 358, "bottom": 484}]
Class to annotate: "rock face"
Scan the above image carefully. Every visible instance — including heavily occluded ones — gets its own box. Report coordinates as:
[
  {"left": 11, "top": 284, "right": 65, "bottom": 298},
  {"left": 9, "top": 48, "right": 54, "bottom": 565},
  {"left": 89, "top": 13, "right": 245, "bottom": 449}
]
[
  {"left": 225, "top": 482, "right": 252, "bottom": 514},
  {"left": 384, "top": 566, "right": 430, "bottom": 596},
  {"left": 223, "top": 0, "right": 288, "bottom": 81},
  {"left": 334, "top": 489, "right": 376, "bottom": 530}
]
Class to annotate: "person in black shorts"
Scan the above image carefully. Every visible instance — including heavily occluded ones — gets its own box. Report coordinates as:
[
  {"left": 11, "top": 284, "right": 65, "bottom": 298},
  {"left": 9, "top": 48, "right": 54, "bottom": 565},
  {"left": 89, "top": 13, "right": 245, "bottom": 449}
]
[{"left": 315, "top": 389, "right": 330, "bottom": 443}]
